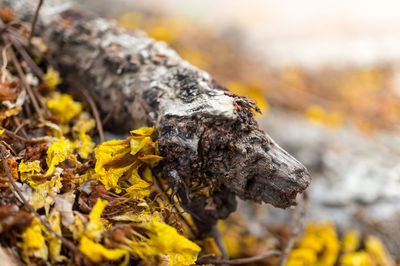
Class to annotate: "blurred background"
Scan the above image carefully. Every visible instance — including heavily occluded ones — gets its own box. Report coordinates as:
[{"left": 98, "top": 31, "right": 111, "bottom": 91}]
[{"left": 77, "top": 0, "right": 400, "bottom": 263}]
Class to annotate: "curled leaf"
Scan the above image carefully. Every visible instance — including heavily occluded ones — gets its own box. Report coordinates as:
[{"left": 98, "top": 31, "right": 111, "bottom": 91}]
[
  {"left": 138, "top": 154, "right": 162, "bottom": 167},
  {"left": 130, "top": 127, "right": 154, "bottom": 136},
  {"left": 94, "top": 139, "right": 131, "bottom": 193},
  {"left": 130, "top": 136, "right": 150, "bottom": 156},
  {"left": 0, "top": 106, "right": 22, "bottom": 122}
]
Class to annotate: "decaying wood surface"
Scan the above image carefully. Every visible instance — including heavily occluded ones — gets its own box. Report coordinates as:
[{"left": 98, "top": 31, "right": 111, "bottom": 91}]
[{"left": 2, "top": 0, "right": 311, "bottom": 233}]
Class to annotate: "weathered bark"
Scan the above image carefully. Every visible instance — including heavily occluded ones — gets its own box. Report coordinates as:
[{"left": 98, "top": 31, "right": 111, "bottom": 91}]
[{"left": 3, "top": 0, "right": 311, "bottom": 233}]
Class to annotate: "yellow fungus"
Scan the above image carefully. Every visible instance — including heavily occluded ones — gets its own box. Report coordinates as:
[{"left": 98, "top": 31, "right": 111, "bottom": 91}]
[
  {"left": 43, "top": 67, "right": 62, "bottom": 91},
  {"left": 45, "top": 137, "right": 72, "bottom": 176},
  {"left": 80, "top": 236, "right": 129, "bottom": 265},
  {"left": 46, "top": 93, "right": 82, "bottom": 122}
]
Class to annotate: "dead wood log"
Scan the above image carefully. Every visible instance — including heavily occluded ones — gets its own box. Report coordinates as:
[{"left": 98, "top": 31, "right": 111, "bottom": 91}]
[{"left": 2, "top": 0, "right": 311, "bottom": 233}]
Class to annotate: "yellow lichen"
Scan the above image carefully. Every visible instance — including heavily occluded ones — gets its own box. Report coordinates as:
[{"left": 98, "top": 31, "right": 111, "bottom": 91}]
[
  {"left": 305, "top": 105, "right": 343, "bottom": 129},
  {"left": 342, "top": 229, "right": 360, "bottom": 253},
  {"left": 45, "top": 137, "right": 73, "bottom": 176},
  {"left": 18, "top": 160, "right": 43, "bottom": 182},
  {"left": 46, "top": 93, "right": 82, "bottom": 122},
  {"left": 18, "top": 218, "right": 48, "bottom": 262},
  {"left": 43, "top": 67, "right": 62, "bottom": 91},
  {"left": 286, "top": 222, "right": 340, "bottom": 266},
  {"left": 47, "top": 210, "right": 65, "bottom": 263},
  {"left": 85, "top": 199, "right": 108, "bottom": 242},
  {"left": 80, "top": 236, "right": 129, "bottom": 265},
  {"left": 340, "top": 251, "right": 371, "bottom": 266},
  {"left": 365, "top": 235, "right": 395, "bottom": 266}
]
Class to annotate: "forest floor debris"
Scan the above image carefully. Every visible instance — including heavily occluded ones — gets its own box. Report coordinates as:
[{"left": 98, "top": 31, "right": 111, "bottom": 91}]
[{"left": 0, "top": 4, "right": 398, "bottom": 266}]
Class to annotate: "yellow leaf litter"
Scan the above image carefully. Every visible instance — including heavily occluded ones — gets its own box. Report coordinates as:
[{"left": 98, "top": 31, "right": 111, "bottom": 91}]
[
  {"left": 45, "top": 137, "right": 72, "bottom": 176},
  {"left": 76, "top": 198, "right": 200, "bottom": 266},
  {"left": 85, "top": 199, "right": 108, "bottom": 242},
  {"left": 116, "top": 220, "right": 201, "bottom": 266},
  {"left": 93, "top": 126, "right": 161, "bottom": 198},
  {"left": 75, "top": 199, "right": 130, "bottom": 265},
  {"left": 46, "top": 92, "right": 82, "bottom": 122},
  {"left": 287, "top": 221, "right": 395, "bottom": 266},
  {"left": 18, "top": 158, "right": 63, "bottom": 210},
  {"left": 80, "top": 236, "right": 129, "bottom": 265},
  {"left": 140, "top": 220, "right": 201, "bottom": 266},
  {"left": 47, "top": 210, "right": 65, "bottom": 263},
  {"left": 72, "top": 112, "right": 95, "bottom": 159},
  {"left": 10, "top": 86, "right": 393, "bottom": 266},
  {"left": 18, "top": 218, "right": 48, "bottom": 262},
  {"left": 43, "top": 67, "right": 62, "bottom": 91}
]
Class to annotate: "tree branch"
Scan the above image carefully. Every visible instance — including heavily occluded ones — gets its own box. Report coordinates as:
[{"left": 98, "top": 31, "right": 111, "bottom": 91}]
[{"left": 2, "top": 0, "right": 311, "bottom": 234}]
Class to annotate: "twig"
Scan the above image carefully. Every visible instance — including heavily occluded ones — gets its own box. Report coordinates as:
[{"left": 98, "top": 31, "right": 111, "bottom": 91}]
[
  {"left": 12, "top": 116, "right": 28, "bottom": 138},
  {"left": 154, "top": 174, "right": 199, "bottom": 238},
  {"left": 210, "top": 225, "right": 228, "bottom": 259},
  {"left": 0, "top": 141, "right": 17, "bottom": 156},
  {"left": 279, "top": 193, "right": 309, "bottom": 266},
  {"left": 28, "top": 0, "right": 43, "bottom": 47},
  {"left": 81, "top": 89, "right": 104, "bottom": 143},
  {"left": 8, "top": 33, "right": 44, "bottom": 78},
  {"left": 102, "top": 106, "right": 115, "bottom": 126},
  {"left": 6, "top": 42, "right": 44, "bottom": 121},
  {"left": 23, "top": 102, "right": 32, "bottom": 119},
  {"left": 1, "top": 43, "right": 11, "bottom": 83},
  {"left": 6, "top": 33, "right": 50, "bottom": 117},
  {"left": 0, "top": 145, "right": 82, "bottom": 261},
  {"left": 197, "top": 250, "right": 281, "bottom": 265},
  {"left": 0, "top": 127, "right": 29, "bottom": 142}
]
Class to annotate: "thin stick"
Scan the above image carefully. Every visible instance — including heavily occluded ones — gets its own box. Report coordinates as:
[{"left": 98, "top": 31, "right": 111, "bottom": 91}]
[
  {"left": 0, "top": 145, "right": 82, "bottom": 260},
  {"left": 0, "top": 127, "right": 29, "bottom": 142},
  {"left": 28, "top": 0, "right": 44, "bottom": 46},
  {"left": 6, "top": 34, "right": 50, "bottom": 117},
  {"left": 279, "top": 193, "right": 309, "bottom": 266},
  {"left": 6, "top": 43, "right": 44, "bottom": 121},
  {"left": 12, "top": 116, "right": 28, "bottom": 138},
  {"left": 23, "top": 102, "right": 32, "bottom": 119},
  {"left": 102, "top": 106, "right": 115, "bottom": 126},
  {"left": 0, "top": 141, "right": 17, "bottom": 156},
  {"left": 81, "top": 89, "right": 104, "bottom": 143},
  {"left": 197, "top": 250, "right": 281, "bottom": 265},
  {"left": 154, "top": 174, "right": 199, "bottom": 238},
  {"left": 1, "top": 43, "right": 11, "bottom": 83},
  {"left": 8, "top": 33, "right": 44, "bottom": 78}
]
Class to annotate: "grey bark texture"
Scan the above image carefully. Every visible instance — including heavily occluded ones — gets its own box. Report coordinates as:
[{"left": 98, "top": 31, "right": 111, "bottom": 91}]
[{"left": 3, "top": 0, "right": 311, "bottom": 233}]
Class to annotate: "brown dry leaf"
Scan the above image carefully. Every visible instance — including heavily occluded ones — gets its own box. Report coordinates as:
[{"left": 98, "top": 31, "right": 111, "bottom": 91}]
[
  {"left": 0, "top": 81, "right": 19, "bottom": 102},
  {"left": 0, "top": 8, "right": 14, "bottom": 23}
]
